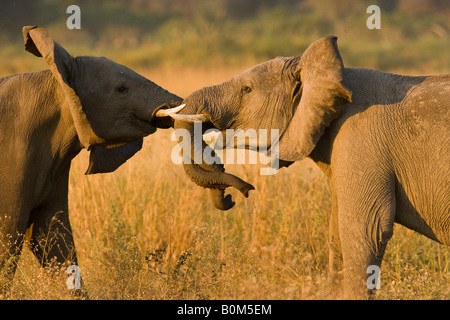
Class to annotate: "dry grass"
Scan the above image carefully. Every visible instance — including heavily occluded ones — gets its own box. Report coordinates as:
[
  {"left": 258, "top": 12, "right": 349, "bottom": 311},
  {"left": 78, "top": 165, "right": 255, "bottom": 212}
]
[{"left": 5, "top": 68, "right": 450, "bottom": 300}]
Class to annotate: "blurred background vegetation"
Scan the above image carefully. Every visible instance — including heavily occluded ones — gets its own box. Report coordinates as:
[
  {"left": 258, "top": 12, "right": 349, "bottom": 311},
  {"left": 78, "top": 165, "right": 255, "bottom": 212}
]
[{"left": 0, "top": 0, "right": 449, "bottom": 75}]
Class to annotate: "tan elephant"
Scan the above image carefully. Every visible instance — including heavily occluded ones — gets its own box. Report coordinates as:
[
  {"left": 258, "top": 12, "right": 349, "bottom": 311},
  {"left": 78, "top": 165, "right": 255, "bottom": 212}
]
[
  {"left": 171, "top": 36, "right": 449, "bottom": 299},
  {"left": 0, "top": 26, "right": 183, "bottom": 295}
]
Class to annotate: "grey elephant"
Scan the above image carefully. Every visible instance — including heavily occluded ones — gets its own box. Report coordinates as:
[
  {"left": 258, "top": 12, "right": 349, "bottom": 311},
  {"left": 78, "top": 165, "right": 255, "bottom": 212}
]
[
  {"left": 170, "top": 36, "right": 449, "bottom": 299},
  {"left": 0, "top": 26, "right": 182, "bottom": 295}
]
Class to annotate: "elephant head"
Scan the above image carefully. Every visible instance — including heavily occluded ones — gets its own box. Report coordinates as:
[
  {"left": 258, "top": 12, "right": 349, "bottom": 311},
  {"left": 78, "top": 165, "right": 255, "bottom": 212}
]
[
  {"left": 173, "top": 36, "right": 352, "bottom": 210},
  {"left": 23, "top": 26, "right": 183, "bottom": 174}
]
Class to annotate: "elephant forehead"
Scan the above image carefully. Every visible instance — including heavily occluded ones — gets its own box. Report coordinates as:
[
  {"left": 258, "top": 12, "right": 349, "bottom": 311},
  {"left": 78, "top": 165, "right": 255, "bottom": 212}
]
[
  {"left": 234, "top": 58, "right": 291, "bottom": 83},
  {"left": 76, "top": 56, "right": 144, "bottom": 81},
  {"left": 240, "top": 58, "right": 286, "bottom": 77}
]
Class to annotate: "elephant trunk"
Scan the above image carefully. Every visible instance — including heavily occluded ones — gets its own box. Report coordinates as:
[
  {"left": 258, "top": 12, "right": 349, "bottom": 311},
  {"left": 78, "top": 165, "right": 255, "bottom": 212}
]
[{"left": 174, "top": 95, "right": 254, "bottom": 210}]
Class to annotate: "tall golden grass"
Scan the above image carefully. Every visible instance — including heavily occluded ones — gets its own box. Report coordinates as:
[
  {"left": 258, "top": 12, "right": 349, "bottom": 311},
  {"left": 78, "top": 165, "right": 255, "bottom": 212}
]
[{"left": 6, "top": 68, "right": 449, "bottom": 300}]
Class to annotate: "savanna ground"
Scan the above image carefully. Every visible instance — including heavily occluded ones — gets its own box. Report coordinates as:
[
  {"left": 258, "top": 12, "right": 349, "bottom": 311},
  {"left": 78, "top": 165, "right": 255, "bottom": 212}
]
[{"left": 1, "top": 0, "right": 449, "bottom": 299}]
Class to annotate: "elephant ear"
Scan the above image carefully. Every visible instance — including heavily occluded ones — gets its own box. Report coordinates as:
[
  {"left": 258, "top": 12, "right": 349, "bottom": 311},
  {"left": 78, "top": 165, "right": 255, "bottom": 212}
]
[
  {"left": 85, "top": 139, "right": 143, "bottom": 174},
  {"left": 23, "top": 26, "right": 143, "bottom": 174},
  {"left": 23, "top": 25, "right": 93, "bottom": 148},
  {"left": 277, "top": 36, "right": 352, "bottom": 162}
]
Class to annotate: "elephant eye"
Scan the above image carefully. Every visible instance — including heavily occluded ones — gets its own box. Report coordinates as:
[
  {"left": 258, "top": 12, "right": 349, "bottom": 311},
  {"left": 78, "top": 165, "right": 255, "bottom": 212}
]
[
  {"left": 243, "top": 86, "right": 252, "bottom": 94},
  {"left": 116, "top": 84, "right": 129, "bottom": 94}
]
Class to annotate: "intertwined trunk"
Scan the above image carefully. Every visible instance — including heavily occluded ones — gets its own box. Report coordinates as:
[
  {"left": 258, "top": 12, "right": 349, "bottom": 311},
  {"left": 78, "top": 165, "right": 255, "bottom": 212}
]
[{"left": 174, "top": 89, "right": 254, "bottom": 210}]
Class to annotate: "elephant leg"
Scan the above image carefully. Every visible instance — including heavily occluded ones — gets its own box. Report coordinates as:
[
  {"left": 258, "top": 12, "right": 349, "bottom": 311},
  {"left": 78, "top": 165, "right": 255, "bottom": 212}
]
[
  {"left": 340, "top": 240, "right": 387, "bottom": 299},
  {"left": 0, "top": 206, "right": 30, "bottom": 296},
  {"left": 335, "top": 175, "right": 395, "bottom": 299},
  {"left": 0, "top": 229, "right": 26, "bottom": 296},
  {"left": 328, "top": 190, "right": 343, "bottom": 289},
  {"left": 28, "top": 201, "right": 87, "bottom": 296},
  {"left": 28, "top": 207, "right": 78, "bottom": 269},
  {"left": 27, "top": 175, "right": 85, "bottom": 296},
  {"left": 28, "top": 205, "right": 87, "bottom": 298}
]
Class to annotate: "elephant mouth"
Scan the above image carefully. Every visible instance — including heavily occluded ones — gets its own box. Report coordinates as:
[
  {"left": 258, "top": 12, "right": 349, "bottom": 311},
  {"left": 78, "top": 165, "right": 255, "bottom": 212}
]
[{"left": 150, "top": 101, "right": 185, "bottom": 129}]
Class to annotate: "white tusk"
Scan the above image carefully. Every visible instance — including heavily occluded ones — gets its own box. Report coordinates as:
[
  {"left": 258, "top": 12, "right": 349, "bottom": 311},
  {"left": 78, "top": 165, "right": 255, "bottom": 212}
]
[
  {"left": 168, "top": 113, "right": 209, "bottom": 122},
  {"left": 155, "top": 104, "right": 186, "bottom": 117}
]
